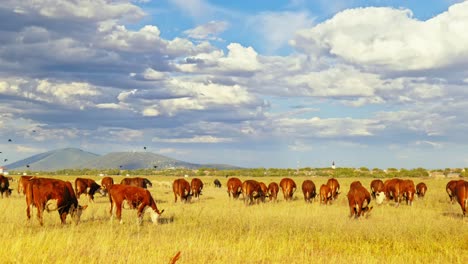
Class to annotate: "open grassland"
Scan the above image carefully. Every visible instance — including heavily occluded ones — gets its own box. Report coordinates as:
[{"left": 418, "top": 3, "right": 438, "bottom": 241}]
[{"left": 0, "top": 176, "right": 467, "bottom": 263}]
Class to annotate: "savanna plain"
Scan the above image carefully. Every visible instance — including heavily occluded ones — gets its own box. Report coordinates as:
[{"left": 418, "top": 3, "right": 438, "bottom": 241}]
[{"left": 0, "top": 175, "right": 467, "bottom": 264}]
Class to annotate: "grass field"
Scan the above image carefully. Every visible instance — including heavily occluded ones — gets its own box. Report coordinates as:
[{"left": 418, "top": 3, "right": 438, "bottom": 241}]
[{"left": 0, "top": 176, "right": 467, "bottom": 263}]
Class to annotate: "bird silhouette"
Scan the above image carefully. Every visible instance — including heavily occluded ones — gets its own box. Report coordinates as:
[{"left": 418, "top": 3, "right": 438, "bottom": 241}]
[
  {"left": 4, "top": 159, "right": 7, "bottom": 162},
  {"left": 8, "top": 139, "right": 11, "bottom": 142},
  {"left": 143, "top": 146, "right": 147, "bottom": 150}
]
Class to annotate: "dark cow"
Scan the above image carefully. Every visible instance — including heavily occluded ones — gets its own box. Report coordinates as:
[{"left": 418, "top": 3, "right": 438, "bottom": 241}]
[
  {"left": 18, "top": 175, "right": 34, "bottom": 195},
  {"left": 100, "top": 177, "right": 114, "bottom": 196},
  {"left": 454, "top": 180, "right": 468, "bottom": 217},
  {"left": 75, "top": 178, "right": 104, "bottom": 202},
  {"left": 400, "top": 179, "right": 416, "bottom": 206},
  {"left": 213, "top": 179, "right": 222, "bottom": 188},
  {"left": 26, "top": 177, "right": 87, "bottom": 226},
  {"left": 319, "top": 184, "right": 332, "bottom": 205},
  {"left": 416, "top": 182, "right": 427, "bottom": 198},
  {"left": 0, "top": 175, "right": 10, "bottom": 198},
  {"left": 383, "top": 178, "right": 402, "bottom": 206},
  {"left": 242, "top": 180, "right": 266, "bottom": 205},
  {"left": 347, "top": 181, "right": 373, "bottom": 218},
  {"left": 302, "top": 180, "right": 316, "bottom": 203},
  {"left": 326, "top": 178, "right": 340, "bottom": 200},
  {"left": 190, "top": 178, "right": 204, "bottom": 199},
  {"left": 446, "top": 180, "right": 461, "bottom": 204},
  {"left": 108, "top": 184, "right": 164, "bottom": 224},
  {"left": 227, "top": 177, "right": 243, "bottom": 199},
  {"left": 279, "top": 178, "right": 296, "bottom": 201},
  {"left": 173, "top": 178, "right": 192, "bottom": 203},
  {"left": 370, "top": 179, "right": 384, "bottom": 199},
  {"left": 120, "top": 177, "right": 152, "bottom": 189},
  {"left": 267, "top": 182, "right": 279, "bottom": 202}
]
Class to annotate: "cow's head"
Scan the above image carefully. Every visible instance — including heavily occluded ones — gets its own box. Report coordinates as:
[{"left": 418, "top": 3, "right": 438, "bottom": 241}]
[
  {"left": 375, "top": 192, "right": 386, "bottom": 205},
  {"left": 70, "top": 204, "right": 88, "bottom": 224},
  {"left": 146, "top": 207, "right": 164, "bottom": 224}
]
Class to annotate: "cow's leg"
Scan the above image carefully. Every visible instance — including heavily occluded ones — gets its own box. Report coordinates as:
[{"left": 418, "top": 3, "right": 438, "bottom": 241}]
[
  {"left": 116, "top": 202, "right": 123, "bottom": 224},
  {"left": 174, "top": 193, "right": 178, "bottom": 203},
  {"left": 26, "top": 203, "right": 32, "bottom": 220},
  {"left": 137, "top": 204, "right": 145, "bottom": 225},
  {"left": 37, "top": 204, "right": 44, "bottom": 226},
  {"left": 59, "top": 208, "right": 67, "bottom": 224}
]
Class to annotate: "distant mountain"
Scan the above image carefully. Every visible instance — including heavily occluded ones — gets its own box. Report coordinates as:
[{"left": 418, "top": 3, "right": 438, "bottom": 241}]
[
  {"left": 5, "top": 148, "right": 99, "bottom": 171},
  {"left": 5, "top": 148, "right": 240, "bottom": 171}
]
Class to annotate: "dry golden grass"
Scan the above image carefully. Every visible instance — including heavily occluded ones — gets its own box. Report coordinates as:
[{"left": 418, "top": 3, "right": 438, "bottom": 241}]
[{"left": 0, "top": 176, "right": 467, "bottom": 263}]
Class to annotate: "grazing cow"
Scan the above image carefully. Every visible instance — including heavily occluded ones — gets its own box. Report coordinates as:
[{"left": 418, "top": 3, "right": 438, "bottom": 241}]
[
  {"left": 446, "top": 180, "right": 461, "bottom": 204},
  {"left": 120, "top": 177, "right": 152, "bottom": 189},
  {"left": 0, "top": 175, "right": 10, "bottom": 198},
  {"left": 347, "top": 181, "right": 373, "bottom": 218},
  {"left": 242, "top": 180, "right": 266, "bottom": 205},
  {"left": 190, "top": 178, "right": 204, "bottom": 199},
  {"left": 454, "top": 180, "right": 468, "bottom": 217},
  {"left": 400, "top": 179, "right": 416, "bottom": 206},
  {"left": 258, "top": 182, "right": 268, "bottom": 196},
  {"left": 173, "top": 178, "right": 192, "bottom": 203},
  {"left": 18, "top": 175, "right": 34, "bottom": 195},
  {"left": 100, "top": 177, "right": 114, "bottom": 196},
  {"left": 227, "top": 177, "right": 243, "bottom": 199},
  {"left": 326, "top": 178, "right": 340, "bottom": 200},
  {"left": 383, "top": 178, "right": 402, "bottom": 206},
  {"left": 416, "top": 182, "right": 427, "bottom": 198},
  {"left": 302, "top": 180, "right": 316, "bottom": 203},
  {"left": 26, "top": 177, "right": 87, "bottom": 226},
  {"left": 279, "top": 178, "right": 296, "bottom": 201},
  {"left": 75, "top": 178, "right": 104, "bottom": 202},
  {"left": 267, "top": 182, "right": 279, "bottom": 202},
  {"left": 370, "top": 179, "right": 384, "bottom": 199},
  {"left": 213, "top": 179, "right": 222, "bottom": 188},
  {"left": 108, "top": 184, "right": 164, "bottom": 224},
  {"left": 319, "top": 184, "right": 332, "bottom": 205}
]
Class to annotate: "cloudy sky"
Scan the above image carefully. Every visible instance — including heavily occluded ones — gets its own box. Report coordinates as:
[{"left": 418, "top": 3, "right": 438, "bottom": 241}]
[{"left": 0, "top": 0, "right": 467, "bottom": 169}]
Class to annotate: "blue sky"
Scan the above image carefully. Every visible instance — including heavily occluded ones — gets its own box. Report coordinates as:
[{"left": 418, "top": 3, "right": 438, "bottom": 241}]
[{"left": 0, "top": 0, "right": 467, "bottom": 169}]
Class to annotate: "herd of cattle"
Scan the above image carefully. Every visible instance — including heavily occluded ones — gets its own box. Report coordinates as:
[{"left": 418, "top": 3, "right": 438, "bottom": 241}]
[{"left": 0, "top": 174, "right": 467, "bottom": 226}]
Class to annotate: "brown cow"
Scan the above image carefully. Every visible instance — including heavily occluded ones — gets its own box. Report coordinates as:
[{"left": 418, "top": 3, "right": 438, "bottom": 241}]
[
  {"left": 319, "top": 184, "right": 332, "bottom": 205},
  {"left": 108, "top": 184, "right": 164, "bottom": 224},
  {"left": 242, "top": 180, "right": 266, "bottom": 205},
  {"left": 383, "top": 178, "right": 402, "bottom": 206},
  {"left": 454, "top": 180, "right": 468, "bottom": 217},
  {"left": 0, "top": 175, "right": 10, "bottom": 198},
  {"left": 326, "top": 178, "right": 340, "bottom": 200},
  {"left": 75, "top": 177, "right": 104, "bottom": 202},
  {"left": 26, "top": 177, "right": 87, "bottom": 226},
  {"left": 18, "top": 175, "right": 34, "bottom": 195},
  {"left": 267, "top": 182, "right": 279, "bottom": 202},
  {"left": 370, "top": 179, "right": 384, "bottom": 199},
  {"left": 446, "top": 180, "right": 461, "bottom": 204},
  {"left": 400, "top": 179, "right": 416, "bottom": 206},
  {"left": 302, "top": 180, "right": 316, "bottom": 203},
  {"left": 279, "top": 178, "right": 296, "bottom": 201},
  {"left": 347, "top": 181, "right": 373, "bottom": 218},
  {"left": 259, "top": 182, "right": 268, "bottom": 196},
  {"left": 227, "top": 177, "right": 243, "bottom": 199},
  {"left": 190, "top": 178, "right": 204, "bottom": 199},
  {"left": 416, "top": 182, "right": 427, "bottom": 198},
  {"left": 100, "top": 177, "right": 114, "bottom": 196},
  {"left": 173, "top": 178, "right": 192, "bottom": 203},
  {"left": 120, "top": 177, "right": 152, "bottom": 189}
]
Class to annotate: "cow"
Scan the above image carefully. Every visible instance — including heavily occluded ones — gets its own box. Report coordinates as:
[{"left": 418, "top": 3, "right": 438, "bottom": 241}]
[
  {"left": 302, "top": 180, "right": 316, "bottom": 203},
  {"left": 279, "top": 178, "right": 296, "bottom": 201},
  {"left": 173, "top": 178, "right": 192, "bottom": 203},
  {"left": 319, "top": 184, "right": 332, "bottom": 205},
  {"left": 100, "top": 177, "right": 114, "bottom": 196},
  {"left": 213, "top": 179, "right": 222, "bottom": 188},
  {"left": 227, "top": 177, "right": 243, "bottom": 199},
  {"left": 242, "top": 180, "right": 266, "bottom": 205},
  {"left": 258, "top": 182, "right": 268, "bottom": 196},
  {"left": 370, "top": 179, "right": 384, "bottom": 199},
  {"left": 267, "top": 182, "right": 279, "bottom": 202},
  {"left": 190, "top": 178, "right": 203, "bottom": 199},
  {"left": 326, "top": 178, "right": 340, "bottom": 200},
  {"left": 108, "top": 184, "right": 164, "bottom": 225},
  {"left": 454, "top": 180, "right": 468, "bottom": 217},
  {"left": 25, "top": 177, "right": 87, "bottom": 226},
  {"left": 416, "top": 182, "right": 427, "bottom": 198},
  {"left": 18, "top": 175, "right": 34, "bottom": 195},
  {"left": 383, "top": 178, "right": 402, "bottom": 206},
  {"left": 446, "top": 180, "right": 461, "bottom": 204},
  {"left": 400, "top": 179, "right": 416, "bottom": 206},
  {"left": 347, "top": 181, "right": 373, "bottom": 219},
  {"left": 0, "top": 175, "right": 10, "bottom": 198},
  {"left": 75, "top": 178, "right": 104, "bottom": 202},
  {"left": 120, "top": 177, "right": 152, "bottom": 189}
]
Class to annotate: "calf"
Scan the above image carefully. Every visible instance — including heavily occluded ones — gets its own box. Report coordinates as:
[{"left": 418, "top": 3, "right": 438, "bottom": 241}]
[
  {"left": 75, "top": 177, "right": 104, "bottom": 202},
  {"left": 279, "top": 178, "right": 296, "bottom": 201},
  {"left": 347, "top": 181, "right": 373, "bottom": 218},
  {"left": 0, "top": 175, "right": 10, "bottom": 198},
  {"left": 227, "top": 177, "right": 243, "bottom": 199},
  {"left": 454, "top": 180, "right": 468, "bottom": 217},
  {"left": 267, "top": 182, "right": 279, "bottom": 202},
  {"left": 242, "top": 180, "right": 266, "bottom": 205},
  {"left": 319, "top": 184, "right": 332, "bottom": 205},
  {"left": 120, "top": 177, "right": 152, "bottom": 189},
  {"left": 415, "top": 182, "right": 427, "bottom": 198},
  {"left": 326, "top": 178, "right": 340, "bottom": 200},
  {"left": 190, "top": 178, "right": 204, "bottom": 199},
  {"left": 108, "top": 184, "right": 164, "bottom": 224},
  {"left": 302, "top": 180, "right": 316, "bottom": 203},
  {"left": 173, "top": 178, "right": 192, "bottom": 203}
]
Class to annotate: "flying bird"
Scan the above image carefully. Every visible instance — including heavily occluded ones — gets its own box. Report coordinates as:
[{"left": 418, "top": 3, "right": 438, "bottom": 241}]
[
  {"left": 4, "top": 159, "right": 7, "bottom": 162},
  {"left": 26, "top": 165, "right": 30, "bottom": 168},
  {"left": 153, "top": 165, "right": 158, "bottom": 169},
  {"left": 143, "top": 146, "right": 147, "bottom": 150},
  {"left": 8, "top": 139, "right": 11, "bottom": 142}
]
